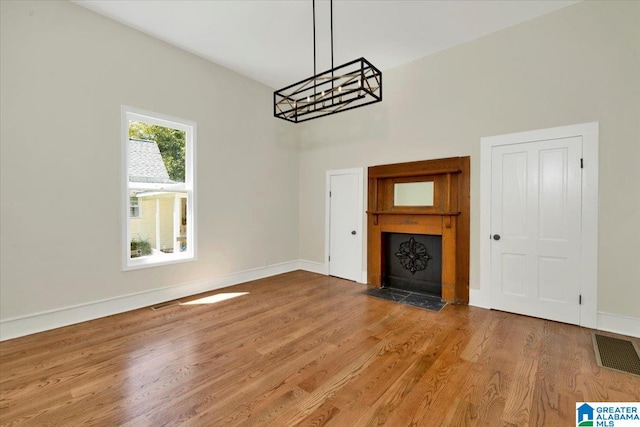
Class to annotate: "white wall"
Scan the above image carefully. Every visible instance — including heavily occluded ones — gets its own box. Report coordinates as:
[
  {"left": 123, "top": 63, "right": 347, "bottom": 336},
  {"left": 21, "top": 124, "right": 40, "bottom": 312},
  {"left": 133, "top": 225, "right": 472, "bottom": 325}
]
[
  {"left": 0, "top": 1, "right": 299, "bottom": 324},
  {"left": 298, "top": 0, "right": 640, "bottom": 318}
]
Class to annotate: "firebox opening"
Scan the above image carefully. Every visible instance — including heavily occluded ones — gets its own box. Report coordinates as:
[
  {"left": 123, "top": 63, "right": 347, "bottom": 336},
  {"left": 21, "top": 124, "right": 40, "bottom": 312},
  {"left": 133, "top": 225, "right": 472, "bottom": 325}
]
[{"left": 383, "top": 233, "right": 442, "bottom": 297}]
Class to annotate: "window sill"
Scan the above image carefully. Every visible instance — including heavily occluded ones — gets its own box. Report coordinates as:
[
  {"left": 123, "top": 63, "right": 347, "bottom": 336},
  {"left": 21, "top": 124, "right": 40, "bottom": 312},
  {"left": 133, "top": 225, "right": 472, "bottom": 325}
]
[{"left": 123, "top": 253, "right": 196, "bottom": 271}]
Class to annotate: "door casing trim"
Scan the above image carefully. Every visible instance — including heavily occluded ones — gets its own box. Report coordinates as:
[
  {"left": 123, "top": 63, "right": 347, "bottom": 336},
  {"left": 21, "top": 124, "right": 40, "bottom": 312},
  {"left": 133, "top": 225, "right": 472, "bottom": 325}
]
[{"left": 478, "top": 122, "right": 599, "bottom": 328}]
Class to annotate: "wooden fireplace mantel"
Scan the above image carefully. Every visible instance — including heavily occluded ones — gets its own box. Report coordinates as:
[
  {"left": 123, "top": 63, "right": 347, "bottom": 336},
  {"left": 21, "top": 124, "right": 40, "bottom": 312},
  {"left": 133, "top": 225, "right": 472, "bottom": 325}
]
[{"left": 367, "top": 156, "right": 470, "bottom": 303}]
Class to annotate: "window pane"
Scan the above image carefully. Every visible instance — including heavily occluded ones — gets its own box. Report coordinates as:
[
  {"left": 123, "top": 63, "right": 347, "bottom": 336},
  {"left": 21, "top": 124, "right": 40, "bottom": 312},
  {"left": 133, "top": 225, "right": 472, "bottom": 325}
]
[
  {"left": 129, "top": 191, "right": 188, "bottom": 258},
  {"left": 130, "top": 197, "right": 140, "bottom": 218},
  {"left": 129, "top": 122, "right": 186, "bottom": 184}
]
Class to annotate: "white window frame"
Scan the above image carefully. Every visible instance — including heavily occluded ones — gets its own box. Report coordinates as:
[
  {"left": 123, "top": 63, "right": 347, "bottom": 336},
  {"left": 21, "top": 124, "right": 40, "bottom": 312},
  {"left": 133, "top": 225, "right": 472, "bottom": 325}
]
[{"left": 121, "top": 105, "right": 197, "bottom": 270}]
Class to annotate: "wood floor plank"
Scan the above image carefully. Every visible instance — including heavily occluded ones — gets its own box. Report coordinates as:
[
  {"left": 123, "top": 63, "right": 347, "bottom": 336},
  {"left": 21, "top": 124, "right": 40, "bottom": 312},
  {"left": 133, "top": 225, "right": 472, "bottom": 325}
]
[
  {"left": 502, "top": 356, "right": 538, "bottom": 426},
  {"left": 1, "top": 271, "right": 639, "bottom": 426}
]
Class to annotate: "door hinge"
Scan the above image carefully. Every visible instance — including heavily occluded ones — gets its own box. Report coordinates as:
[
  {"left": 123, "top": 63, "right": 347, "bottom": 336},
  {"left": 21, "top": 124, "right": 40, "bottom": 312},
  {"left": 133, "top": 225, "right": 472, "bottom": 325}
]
[
  {"left": 580, "top": 158, "right": 584, "bottom": 169},
  {"left": 328, "top": 255, "right": 331, "bottom": 261},
  {"left": 329, "top": 191, "right": 332, "bottom": 197},
  {"left": 579, "top": 294, "right": 582, "bottom": 305}
]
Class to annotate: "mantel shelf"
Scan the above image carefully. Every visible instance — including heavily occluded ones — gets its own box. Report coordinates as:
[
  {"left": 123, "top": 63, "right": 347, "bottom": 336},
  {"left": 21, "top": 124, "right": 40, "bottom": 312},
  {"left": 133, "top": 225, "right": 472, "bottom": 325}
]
[
  {"left": 368, "top": 168, "right": 462, "bottom": 179},
  {"left": 367, "top": 210, "right": 461, "bottom": 216}
]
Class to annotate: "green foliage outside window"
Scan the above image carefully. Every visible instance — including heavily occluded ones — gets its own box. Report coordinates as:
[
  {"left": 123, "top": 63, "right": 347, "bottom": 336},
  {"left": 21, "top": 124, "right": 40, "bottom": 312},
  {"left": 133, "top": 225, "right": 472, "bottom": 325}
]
[
  {"left": 129, "top": 122, "right": 186, "bottom": 182},
  {"left": 130, "top": 237, "right": 152, "bottom": 258}
]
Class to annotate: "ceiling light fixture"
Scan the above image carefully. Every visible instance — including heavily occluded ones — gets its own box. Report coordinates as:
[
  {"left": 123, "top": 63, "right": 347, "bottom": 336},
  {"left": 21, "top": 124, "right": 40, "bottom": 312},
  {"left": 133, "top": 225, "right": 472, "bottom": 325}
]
[{"left": 273, "top": 0, "right": 382, "bottom": 123}]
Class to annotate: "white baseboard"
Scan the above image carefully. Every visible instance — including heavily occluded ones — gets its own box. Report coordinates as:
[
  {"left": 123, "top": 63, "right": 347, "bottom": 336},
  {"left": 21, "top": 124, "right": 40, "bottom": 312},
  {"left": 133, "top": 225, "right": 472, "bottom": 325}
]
[
  {"left": 469, "top": 290, "right": 639, "bottom": 338},
  {"left": 298, "top": 259, "right": 328, "bottom": 275},
  {"left": 0, "top": 260, "right": 300, "bottom": 341},
  {"left": 469, "top": 288, "right": 492, "bottom": 309},
  {"left": 360, "top": 270, "right": 367, "bottom": 284},
  {"left": 7, "top": 265, "right": 636, "bottom": 342},
  {"left": 597, "top": 312, "right": 640, "bottom": 338},
  {"left": 297, "top": 260, "right": 366, "bottom": 284}
]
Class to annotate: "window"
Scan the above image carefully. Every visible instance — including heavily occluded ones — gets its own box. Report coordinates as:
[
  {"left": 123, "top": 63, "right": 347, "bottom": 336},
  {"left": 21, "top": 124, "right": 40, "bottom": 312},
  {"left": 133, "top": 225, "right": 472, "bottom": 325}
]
[
  {"left": 129, "top": 197, "right": 141, "bottom": 218},
  {"left": 122, "top": 106, "right": 196, "bottom": 270}
]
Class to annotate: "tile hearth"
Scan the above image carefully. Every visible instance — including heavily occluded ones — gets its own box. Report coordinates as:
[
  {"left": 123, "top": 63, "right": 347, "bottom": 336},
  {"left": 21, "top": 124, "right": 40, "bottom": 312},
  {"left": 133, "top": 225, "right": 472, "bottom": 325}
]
[{"left": 364, "top": 287, "right": 446, "bottom": 312}]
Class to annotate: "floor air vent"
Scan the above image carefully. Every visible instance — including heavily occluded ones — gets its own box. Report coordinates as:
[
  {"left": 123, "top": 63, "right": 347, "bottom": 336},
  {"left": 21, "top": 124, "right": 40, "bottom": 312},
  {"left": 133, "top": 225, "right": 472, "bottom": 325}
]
[{"left": 592, "top": 333, "right": 640, "bottom": 377}]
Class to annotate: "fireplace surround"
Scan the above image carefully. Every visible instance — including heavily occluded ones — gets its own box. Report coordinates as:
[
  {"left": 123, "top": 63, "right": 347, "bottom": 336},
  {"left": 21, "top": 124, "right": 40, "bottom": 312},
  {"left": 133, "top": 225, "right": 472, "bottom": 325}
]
[{"left": 367, "top": 157, "right": 470, "bottom": 303}]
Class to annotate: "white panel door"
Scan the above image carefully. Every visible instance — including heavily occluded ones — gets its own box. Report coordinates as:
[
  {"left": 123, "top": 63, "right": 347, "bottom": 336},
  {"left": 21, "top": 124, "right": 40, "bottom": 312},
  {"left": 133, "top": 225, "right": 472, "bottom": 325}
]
[
  {"left": 329, "top": 173, "right": 361, "bottom": 281},
  {"left": 491, "top": 136, "right": 582, "bottom": 324}
]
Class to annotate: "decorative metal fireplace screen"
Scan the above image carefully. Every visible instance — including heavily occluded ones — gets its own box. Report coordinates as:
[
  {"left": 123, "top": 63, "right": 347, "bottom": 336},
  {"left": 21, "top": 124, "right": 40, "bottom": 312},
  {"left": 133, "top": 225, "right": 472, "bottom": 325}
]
[{"left": 384, "top": 233, "right": 442, "bottom": 296}]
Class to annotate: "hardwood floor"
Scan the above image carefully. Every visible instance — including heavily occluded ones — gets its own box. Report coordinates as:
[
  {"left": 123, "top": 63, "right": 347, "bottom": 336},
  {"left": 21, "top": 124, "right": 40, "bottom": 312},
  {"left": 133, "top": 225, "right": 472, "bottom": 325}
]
[{"left": 1, "top": 271, "right": 638, "bottom": 426}]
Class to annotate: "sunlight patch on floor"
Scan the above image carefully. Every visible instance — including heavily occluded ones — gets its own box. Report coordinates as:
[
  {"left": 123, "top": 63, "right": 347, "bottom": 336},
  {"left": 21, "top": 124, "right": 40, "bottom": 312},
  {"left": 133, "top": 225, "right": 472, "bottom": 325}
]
[{"left": 180, "top": 292, "right": 249, "bottom": 305}]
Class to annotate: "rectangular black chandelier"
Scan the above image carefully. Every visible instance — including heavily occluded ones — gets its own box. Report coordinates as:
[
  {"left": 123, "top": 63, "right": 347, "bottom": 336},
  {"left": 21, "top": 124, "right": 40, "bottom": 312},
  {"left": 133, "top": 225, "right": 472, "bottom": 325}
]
[{"left": 273, "top": 57, "right": 382, "bottom": 123}]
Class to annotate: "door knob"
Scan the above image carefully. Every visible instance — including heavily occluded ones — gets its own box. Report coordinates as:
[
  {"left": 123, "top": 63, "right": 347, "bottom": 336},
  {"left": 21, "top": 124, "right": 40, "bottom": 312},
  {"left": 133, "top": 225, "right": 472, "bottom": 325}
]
[
  {"left": 351, "top": 230, "right": 357, "bottom": 235},
  {"left": 493, "top": 234, "right": 501, "bottom": 240}
]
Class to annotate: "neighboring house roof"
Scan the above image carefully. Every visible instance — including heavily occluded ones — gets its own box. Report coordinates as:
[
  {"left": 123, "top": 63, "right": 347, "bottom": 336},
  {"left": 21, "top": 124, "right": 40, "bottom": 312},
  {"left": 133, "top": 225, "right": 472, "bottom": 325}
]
[{"left": 128, "top": 139, "right": 174, "bottom": 184}]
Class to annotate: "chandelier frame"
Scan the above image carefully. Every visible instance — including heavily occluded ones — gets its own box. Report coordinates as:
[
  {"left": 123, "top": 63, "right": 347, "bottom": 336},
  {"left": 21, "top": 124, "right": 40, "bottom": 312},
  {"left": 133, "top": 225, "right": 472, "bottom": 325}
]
[{"left": 273, "top": 0, "right": 382, "bottom": 123}]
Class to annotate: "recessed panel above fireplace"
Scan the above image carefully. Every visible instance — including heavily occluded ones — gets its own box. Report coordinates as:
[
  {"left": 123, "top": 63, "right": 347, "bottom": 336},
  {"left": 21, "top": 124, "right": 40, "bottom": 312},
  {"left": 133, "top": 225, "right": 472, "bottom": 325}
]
[
  {"left": 393, "top": 182, "right": 434, "bottom": 206},
  {"left": 383, "top": 233, "right": 442, "bottom": 296}
]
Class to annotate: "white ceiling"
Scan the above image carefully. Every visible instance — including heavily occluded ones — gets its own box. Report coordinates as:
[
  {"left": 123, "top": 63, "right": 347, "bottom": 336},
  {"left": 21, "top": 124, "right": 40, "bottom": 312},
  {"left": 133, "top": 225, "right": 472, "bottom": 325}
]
[{"left": 74, "top": 0, "right": 579, "bottom": 89}]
